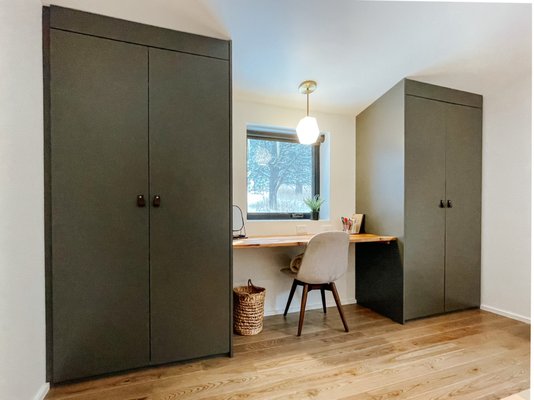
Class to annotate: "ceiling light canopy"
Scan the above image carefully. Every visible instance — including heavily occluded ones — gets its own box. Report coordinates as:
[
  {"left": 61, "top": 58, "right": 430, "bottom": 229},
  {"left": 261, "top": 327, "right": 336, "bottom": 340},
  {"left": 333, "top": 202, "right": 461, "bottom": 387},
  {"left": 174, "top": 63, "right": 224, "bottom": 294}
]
[{"left": 296, "top": 80, "right": 320, "bottom": 144}]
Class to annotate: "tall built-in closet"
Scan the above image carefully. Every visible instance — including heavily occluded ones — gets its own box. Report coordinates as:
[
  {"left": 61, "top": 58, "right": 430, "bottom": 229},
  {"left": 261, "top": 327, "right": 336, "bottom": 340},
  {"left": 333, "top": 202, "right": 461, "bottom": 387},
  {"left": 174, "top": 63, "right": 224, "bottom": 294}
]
[
  {"left": 44, "top": 6, "right": 232, "bottom": 382},
  {"left": 355, "top": 79, "right": 482, "bottom": 323}
]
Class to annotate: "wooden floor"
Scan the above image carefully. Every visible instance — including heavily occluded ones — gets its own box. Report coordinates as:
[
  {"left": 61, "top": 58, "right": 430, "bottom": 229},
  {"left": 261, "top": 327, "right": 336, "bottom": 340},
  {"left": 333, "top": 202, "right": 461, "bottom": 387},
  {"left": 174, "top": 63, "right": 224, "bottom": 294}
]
[
  {"left": 502, "top": 389, "right": 530, "bottom": 400},
  {"left": 46, "top": 305, "right": 530, "bottom": 400}
]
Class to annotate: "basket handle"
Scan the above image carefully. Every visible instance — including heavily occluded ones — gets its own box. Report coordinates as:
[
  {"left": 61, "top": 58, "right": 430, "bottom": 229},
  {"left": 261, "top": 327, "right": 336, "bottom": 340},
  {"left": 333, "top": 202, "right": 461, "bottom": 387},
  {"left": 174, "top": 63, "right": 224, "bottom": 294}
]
[{"left": 247, "top": 279, "right": 257, "bottom": 289}]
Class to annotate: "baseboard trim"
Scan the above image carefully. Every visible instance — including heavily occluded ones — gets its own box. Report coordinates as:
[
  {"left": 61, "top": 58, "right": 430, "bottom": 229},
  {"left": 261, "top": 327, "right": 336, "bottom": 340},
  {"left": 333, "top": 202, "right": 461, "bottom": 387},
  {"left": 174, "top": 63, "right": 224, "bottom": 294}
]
[
  {"left": 33, "top": 382, "right": 49, "bottom": 400},
  {"left": 480, "top": 304, "right": 530, "bottom": 324},
  {"left": 265, "top": 298, "right": 357, "bottom": 317}
]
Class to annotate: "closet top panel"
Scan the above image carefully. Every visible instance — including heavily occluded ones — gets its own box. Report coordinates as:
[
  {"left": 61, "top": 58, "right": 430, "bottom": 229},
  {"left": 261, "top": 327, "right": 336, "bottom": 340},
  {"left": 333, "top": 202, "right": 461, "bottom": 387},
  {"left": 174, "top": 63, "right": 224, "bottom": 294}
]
[
  {"left": 49, "top": 6, "right": 230, "bottom": 61},
  {"left": 405, "top": 79, "right": 482, "bottom": 109}
]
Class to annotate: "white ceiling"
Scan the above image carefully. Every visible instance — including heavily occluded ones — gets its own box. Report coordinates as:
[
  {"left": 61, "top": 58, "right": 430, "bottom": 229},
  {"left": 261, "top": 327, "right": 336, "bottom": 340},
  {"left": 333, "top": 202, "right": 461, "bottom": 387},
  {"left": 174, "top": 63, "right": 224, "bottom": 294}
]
[{"left": 48, "top": 0, "right": 531, "bottom": 115}]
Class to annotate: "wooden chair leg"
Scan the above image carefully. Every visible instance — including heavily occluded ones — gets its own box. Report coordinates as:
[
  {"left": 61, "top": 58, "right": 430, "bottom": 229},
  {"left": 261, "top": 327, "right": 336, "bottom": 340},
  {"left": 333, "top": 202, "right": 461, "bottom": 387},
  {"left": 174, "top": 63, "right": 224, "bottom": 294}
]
[
  {"left": 297, "top": 284, "right": 309, "bottom": 336},
  {"left": 320, "top": 286, "right": 327, "bottom": 314},
  {"left": 330, "top": 282, "right": 349, "bottom": 332},
  {"left": 284, "top": 279, "right": 298, "bottom": 317}
]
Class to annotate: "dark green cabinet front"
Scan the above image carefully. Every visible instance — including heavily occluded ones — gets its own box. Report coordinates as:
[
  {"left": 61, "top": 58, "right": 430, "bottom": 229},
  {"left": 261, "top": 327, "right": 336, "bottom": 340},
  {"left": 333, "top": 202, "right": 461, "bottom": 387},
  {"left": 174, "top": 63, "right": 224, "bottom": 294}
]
[
  {"left": 50, "top": 29, "right": 150, "bottom": 382},
  {"left": 444, "top": 103, "right": 482, "bottom": 312},
  {"left": 404, "top": 95, "right": 447, "bottom": 320},
  {"left": 149, "top": 48, "right": 230, "bottom": 363},
  {"left": 404, "top": 94, "right": 482, "bottom": 321},
  {"left": 47, "top": 8, "right": 231, "bottom": 383}
]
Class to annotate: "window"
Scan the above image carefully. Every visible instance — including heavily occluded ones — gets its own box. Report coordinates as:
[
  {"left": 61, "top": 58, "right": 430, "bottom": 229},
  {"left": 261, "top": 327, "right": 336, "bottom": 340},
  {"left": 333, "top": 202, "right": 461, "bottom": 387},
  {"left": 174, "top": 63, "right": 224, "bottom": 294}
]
[{"left": 247, "top": 127, "right": 321, "bottom": 219}]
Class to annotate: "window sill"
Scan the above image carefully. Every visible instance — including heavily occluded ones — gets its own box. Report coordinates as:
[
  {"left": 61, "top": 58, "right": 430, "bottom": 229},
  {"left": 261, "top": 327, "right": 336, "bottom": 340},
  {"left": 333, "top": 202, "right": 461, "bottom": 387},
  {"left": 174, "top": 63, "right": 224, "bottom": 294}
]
[{"left": 247, "top": 219, "right": 330, "bottom": 223}]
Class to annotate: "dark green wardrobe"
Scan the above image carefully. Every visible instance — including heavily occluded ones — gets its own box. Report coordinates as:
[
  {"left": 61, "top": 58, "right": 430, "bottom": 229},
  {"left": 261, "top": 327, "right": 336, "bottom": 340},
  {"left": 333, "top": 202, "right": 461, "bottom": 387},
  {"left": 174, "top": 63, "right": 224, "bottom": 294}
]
[
  {"left": 355, "top": 79, "right": 482, "bottom": 323},
  {"left": 44, "top": 6, "right": 232, "bottom": 382}
]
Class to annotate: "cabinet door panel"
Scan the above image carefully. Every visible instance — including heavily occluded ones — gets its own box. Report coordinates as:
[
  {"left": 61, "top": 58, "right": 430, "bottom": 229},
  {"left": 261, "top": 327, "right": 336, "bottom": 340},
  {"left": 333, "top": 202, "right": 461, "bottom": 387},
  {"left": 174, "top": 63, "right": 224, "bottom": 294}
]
[
  {"left": 404, "top": 95, "right": 446, "bottom": 320},
  {"left": 445, "top": 104, "right": 482, "bottom": 311},
  {"left": 149, "top": 48, "right": 231, "bottom": 364},
  {"left": 50, "top": 30, "right": 149, "bottom": 381}
]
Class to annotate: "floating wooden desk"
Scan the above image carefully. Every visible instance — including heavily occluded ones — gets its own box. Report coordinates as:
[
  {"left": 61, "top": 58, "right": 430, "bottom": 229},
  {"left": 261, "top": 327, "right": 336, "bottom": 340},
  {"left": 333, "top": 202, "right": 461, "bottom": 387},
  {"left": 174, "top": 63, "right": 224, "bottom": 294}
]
[{"left": 232, "top": 233, "right": 396, "bottom": 249}]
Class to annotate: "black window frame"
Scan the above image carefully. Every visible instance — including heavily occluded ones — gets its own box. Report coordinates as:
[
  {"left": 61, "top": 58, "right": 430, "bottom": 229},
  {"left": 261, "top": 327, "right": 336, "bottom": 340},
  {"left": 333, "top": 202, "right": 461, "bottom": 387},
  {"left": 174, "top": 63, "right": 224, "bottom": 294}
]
[{"left": 246, "top": 128, "right": 322, "bottom": 220}]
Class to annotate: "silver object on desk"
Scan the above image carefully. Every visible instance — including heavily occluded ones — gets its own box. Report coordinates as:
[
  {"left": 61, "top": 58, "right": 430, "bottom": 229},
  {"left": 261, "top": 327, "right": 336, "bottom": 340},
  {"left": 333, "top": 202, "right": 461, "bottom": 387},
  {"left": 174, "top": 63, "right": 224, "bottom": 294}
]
[{"left": 233, "top": 205, "right": 247, "bottom": 239}]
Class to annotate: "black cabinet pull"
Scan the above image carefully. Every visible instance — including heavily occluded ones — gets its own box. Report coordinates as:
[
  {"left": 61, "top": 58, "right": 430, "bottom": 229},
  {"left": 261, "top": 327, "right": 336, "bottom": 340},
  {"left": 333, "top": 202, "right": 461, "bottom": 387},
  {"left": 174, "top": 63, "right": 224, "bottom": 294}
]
[
  {"left": 439, "top": 200, "right": 445, "bottom": 208},
  {"left": 137, "top": 195, "right": 146, "bottom": 207},
  {"left": 153, "top": 195, "right": 161, "bottom": 207},
  {"left": 447, "top": 200, "right": 453, "bottom": 208}
]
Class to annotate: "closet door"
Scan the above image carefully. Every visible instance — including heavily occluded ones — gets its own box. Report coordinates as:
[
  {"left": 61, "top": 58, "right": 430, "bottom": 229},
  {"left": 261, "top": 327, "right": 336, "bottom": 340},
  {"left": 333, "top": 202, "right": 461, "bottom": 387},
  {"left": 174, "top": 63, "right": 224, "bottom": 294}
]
[
  {"left": 149, "top": 48, "right": 230, "bottom": 363},
  {"left": 444, "top": 103, "right": 482, "bottom": 311},
  {"left": 404, "top": 95, "right": 447, "bottom": 320},
  {"left": 50, "top": 30, "right": 150, "bottom": 381}
]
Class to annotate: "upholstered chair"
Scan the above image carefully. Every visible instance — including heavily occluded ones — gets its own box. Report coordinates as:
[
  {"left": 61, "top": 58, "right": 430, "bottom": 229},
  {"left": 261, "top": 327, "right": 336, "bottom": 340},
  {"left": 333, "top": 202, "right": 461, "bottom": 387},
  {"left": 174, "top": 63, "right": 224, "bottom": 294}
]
[{"left": 282, "top": 231, "right": 350, "bottom": 336}]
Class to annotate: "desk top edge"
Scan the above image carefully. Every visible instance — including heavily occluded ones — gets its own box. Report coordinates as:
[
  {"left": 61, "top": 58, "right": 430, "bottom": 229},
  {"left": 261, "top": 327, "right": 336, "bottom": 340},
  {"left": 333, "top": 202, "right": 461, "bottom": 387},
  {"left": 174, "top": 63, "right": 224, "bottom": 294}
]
[{"left": 233, "top": 233, "right": 397, "bottom": 249}]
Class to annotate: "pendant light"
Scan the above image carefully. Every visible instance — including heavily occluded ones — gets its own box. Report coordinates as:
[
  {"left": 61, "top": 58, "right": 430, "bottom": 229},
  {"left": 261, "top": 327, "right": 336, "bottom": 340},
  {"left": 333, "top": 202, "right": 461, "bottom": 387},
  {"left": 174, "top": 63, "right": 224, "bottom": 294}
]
[{"left": 296, "top": 80, "right": 320, "bottom": 144}]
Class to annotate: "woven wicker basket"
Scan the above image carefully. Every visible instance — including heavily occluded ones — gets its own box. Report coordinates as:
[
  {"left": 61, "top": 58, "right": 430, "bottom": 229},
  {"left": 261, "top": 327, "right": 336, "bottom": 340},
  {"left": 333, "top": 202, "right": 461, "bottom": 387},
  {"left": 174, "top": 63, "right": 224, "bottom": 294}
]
[{"left": 233, "top": 279, "right": 266, "bottom": 335}]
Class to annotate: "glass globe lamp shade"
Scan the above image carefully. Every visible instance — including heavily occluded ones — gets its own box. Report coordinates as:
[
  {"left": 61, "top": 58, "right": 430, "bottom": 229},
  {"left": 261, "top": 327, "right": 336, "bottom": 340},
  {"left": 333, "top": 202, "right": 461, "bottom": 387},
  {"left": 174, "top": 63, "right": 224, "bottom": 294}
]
[{"left": 296, "top": 116, "right": 320, "bottom": 144}]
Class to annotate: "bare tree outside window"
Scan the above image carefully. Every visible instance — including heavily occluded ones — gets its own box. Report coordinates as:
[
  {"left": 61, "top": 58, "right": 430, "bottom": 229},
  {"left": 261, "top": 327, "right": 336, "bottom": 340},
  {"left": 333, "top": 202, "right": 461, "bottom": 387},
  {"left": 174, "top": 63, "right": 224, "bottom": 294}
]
[{"left": 247, "top": 130, "right": 319, "bottom": 219}]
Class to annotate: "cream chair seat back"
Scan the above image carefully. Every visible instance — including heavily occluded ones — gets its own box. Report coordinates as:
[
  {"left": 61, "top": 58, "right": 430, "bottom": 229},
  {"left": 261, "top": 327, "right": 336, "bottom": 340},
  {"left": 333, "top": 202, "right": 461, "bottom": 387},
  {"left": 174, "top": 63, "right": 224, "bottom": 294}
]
[
  {"left": 283, "top": 231, "right": 351, "bottom": 336},
  {"left": 296, "top": 231, "right": 350, "bottom": 284}
]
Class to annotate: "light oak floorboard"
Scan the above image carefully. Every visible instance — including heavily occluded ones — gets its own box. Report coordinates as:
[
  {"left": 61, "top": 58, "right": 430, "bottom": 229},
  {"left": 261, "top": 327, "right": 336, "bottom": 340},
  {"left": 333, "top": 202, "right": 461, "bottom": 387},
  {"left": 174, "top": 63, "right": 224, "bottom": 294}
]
[{"left": 45, "top": 305, "right": 530, "bottom": 400}]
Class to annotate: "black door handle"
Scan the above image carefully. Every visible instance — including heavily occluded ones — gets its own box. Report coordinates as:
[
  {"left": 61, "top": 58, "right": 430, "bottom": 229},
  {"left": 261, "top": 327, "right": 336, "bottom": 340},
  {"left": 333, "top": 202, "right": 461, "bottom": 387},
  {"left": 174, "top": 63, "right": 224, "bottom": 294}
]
[
  {"left": 153, "top": 195, "right": 161, "bottom": 207},
  {"left": 447, "top": 200, "right": 453, "bottom": 208},
  {"left": 439, "top": 200, "right": 445, "bottom": 208},
  {"left": 137, "top": 195, "right": 146, "bottom": 207}
]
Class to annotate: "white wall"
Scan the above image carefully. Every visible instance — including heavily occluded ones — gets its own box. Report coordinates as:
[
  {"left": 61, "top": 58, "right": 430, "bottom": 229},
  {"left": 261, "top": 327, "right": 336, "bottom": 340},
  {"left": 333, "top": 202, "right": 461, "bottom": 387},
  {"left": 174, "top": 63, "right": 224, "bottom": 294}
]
[
  {"left": 0, "top": 1, "right": 48, "bottom": 399},
  {"left": 480, "top": 74, "right": 531, "bottom": 322},
  {"left": 233, "top": 99, "right": 356, "bottom": 315}
]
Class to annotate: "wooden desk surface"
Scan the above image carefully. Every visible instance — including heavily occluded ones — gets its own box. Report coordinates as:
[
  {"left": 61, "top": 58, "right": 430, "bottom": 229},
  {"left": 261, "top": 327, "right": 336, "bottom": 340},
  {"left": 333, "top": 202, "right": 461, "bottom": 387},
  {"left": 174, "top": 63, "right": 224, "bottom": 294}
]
[{"left": 232, "top": 233, "right": 396, "bottom": 249}]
